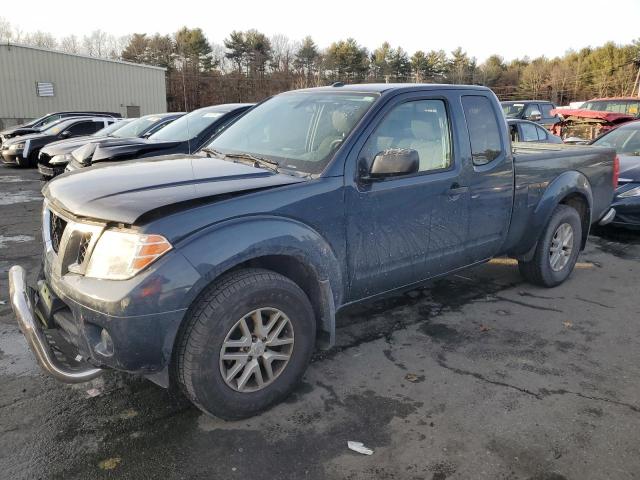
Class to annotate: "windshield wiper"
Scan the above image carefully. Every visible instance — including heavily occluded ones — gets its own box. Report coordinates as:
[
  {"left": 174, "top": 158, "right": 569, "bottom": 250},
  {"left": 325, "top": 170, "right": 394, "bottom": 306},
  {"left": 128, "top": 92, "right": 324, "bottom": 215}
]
[
  {"left": 200, "top": 147, "right": 226, "bottom": 158},
  {"left": 223, "top": 152, "right": 279, "bottom": 172}
]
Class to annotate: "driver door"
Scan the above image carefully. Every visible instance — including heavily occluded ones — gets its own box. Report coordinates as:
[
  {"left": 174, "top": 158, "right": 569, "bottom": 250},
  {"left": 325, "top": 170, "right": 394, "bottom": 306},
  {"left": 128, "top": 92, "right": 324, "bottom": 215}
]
[{"left": 345, "top": 94, "right": 469, "bottom": 300}]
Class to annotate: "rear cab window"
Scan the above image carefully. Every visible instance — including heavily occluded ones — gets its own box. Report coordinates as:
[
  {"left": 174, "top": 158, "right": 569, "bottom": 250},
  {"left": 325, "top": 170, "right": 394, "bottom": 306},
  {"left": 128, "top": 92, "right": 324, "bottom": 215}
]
[{"left": 462, "top": 96, "right": 503, "bottom": 165}]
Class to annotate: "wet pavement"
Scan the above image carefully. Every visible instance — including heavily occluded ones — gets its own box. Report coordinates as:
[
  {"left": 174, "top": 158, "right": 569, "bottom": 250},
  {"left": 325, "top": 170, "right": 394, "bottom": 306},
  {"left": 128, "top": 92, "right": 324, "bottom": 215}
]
[{"left": 1, "top": 167, "right": 640, "bottom": 479}]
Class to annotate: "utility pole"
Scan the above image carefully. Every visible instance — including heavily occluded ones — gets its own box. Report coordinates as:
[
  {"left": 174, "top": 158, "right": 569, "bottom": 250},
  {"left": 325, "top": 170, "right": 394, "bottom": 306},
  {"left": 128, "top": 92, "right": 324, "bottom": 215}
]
[{"left": 632, "top": 57, "right": 640, "bottom": 97}]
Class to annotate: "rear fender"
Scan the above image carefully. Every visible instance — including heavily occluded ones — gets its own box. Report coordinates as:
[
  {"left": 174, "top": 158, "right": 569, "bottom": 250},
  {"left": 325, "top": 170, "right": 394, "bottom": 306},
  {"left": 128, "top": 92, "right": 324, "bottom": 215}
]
[{"left": 519, "top": 171, "right": 593, "bottom": 257}]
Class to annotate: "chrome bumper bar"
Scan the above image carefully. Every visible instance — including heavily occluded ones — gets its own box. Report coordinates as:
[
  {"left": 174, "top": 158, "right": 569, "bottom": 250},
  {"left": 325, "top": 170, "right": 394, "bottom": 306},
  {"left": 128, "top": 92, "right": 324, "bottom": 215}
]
[
  {"left": 8, "top": 265, "right": 103, "bottom": 383},
  {"left": 598, "top": 208, "right": 616, "bottom": 226}
]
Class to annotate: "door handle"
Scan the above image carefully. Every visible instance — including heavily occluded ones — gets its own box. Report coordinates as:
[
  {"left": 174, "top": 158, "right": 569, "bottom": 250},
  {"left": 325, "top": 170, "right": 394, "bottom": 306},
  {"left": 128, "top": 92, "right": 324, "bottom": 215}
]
[{"left": 448, "top": 183, "right": 469, "bottom": 199}]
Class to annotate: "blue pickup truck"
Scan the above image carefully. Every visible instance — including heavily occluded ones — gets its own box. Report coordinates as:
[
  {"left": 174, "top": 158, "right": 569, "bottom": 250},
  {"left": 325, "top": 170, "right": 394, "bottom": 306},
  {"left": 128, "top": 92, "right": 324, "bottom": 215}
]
[{"left": 9, "top": 84, "right": 617, "bottom": 419}]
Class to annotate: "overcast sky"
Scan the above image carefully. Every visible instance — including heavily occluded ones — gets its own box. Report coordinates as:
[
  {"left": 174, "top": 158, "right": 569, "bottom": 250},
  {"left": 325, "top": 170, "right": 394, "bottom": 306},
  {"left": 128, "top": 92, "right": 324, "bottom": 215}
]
[{"left": 5, "top": 0, "right": 639, "bottom": 61}]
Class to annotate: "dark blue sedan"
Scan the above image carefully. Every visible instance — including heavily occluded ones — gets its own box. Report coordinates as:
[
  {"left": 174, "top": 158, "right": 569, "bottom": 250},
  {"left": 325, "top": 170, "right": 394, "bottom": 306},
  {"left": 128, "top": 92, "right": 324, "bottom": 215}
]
[{"left": 591, "top": 120, "right": 640, "bottom": 229}]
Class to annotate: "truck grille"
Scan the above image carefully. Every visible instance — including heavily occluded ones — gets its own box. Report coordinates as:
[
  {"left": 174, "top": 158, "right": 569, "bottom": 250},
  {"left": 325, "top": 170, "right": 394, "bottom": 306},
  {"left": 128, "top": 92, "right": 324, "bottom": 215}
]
[
  {"left": 77, "top": 233, "right": 92, "bottom": 264},
  {"left": 43, "top": 202, "right": 104, "bottom": 276},
  {"left": 50, "top": 213, "right": 67, "bottom": 253}
]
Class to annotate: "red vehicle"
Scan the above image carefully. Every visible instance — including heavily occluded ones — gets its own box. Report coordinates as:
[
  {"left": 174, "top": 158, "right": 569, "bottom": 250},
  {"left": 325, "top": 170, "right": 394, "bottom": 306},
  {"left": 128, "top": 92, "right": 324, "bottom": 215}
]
[{"left": 551, "top": 97, "right": 640, "bottom": 142}]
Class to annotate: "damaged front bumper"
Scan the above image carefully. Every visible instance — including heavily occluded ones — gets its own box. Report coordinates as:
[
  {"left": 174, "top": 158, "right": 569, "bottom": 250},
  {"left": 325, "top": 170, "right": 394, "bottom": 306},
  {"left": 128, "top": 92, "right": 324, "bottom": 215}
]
[{"left": 8, "top": 265, "right": 103, "bottom": 383}]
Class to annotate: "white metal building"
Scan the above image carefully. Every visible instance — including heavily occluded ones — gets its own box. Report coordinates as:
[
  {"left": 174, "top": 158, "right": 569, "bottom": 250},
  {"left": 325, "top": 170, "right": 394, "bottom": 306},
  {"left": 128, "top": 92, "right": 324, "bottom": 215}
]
[{"left": 0, "top": 43, "right": 167, "bottom": 128}]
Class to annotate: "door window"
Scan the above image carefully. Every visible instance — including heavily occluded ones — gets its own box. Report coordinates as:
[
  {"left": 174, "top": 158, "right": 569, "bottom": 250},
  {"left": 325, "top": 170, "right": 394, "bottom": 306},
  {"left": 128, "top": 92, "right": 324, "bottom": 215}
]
[
  {"left": 462, "top": 96, "right": 503, "bottom": 164},
  {"left": 540, "top": 104, "right": 555, "bottom": 118},
  {"left": 66, "top": 121, "right": 101, "bottom": 136},
  {"left": 520, "top": 122, "right": 539, "bottom": 142},
  {"left": 535, "top": 125, "right": 549, "bottom": 141},
  {"left": 361, "top": 99, "right": 452, "bottom": 173},
  {"left": 523, "top": 104, "right": 541, "bottom": 117}
]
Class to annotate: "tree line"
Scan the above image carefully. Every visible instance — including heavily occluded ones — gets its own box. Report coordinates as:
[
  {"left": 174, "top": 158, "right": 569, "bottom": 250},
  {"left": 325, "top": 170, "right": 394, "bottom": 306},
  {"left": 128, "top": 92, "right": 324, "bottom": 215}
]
[{"left": 1, "top": 17, "right": 639, "bottom": 110}]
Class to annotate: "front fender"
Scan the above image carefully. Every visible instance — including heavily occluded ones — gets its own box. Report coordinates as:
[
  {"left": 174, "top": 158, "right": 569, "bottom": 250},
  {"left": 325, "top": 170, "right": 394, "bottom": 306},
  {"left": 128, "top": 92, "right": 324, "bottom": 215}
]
[
  {"left": 514, "top": 171, "right": 593, "bottom": 256},
  {"left": 176, "top": 214, "right": 344, "bottom": 326}
]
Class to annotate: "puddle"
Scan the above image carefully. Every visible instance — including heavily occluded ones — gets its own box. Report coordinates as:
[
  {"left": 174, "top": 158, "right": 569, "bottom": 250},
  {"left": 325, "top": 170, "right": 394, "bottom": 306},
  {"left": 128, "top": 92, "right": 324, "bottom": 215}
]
[
  {"left": 0, "top": 235, "right": 35, "bottom": 248},
  {"left": 0, "top": 191, "right": 42, "bottom": 205}
]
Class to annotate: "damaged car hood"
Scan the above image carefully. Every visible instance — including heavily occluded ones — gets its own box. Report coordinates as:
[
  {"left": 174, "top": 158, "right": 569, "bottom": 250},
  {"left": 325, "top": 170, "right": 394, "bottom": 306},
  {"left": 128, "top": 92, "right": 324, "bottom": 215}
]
[
  {"left": 44, "top": 155, "right": 306, "bottom": 224},
  {"left": 75, "top": 137, "right": 182, "bottom": 164},
  {"left": 552, "top": 108, "right": 637, "bottom": 124}
]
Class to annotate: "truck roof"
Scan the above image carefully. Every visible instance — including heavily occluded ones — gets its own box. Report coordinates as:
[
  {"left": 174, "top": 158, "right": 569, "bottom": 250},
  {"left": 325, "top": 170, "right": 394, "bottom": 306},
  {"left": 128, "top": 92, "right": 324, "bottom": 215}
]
[
  {"left": 294, "top": 83, "right": 492, "bottom": 94},
  {"left": 501, "top": 100, "right": 555, "bottom": 104}
]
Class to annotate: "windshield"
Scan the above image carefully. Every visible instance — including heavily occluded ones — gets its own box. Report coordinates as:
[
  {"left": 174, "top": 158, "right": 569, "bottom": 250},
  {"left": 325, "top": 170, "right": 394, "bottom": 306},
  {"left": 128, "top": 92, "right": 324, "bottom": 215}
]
[
  {"left": 581, "top": 100, "right": 640, "bottom": 116},
  {"left": 150, "top": 110, "right": 224, "bottom": 142},
  {"left": 592, "top": 126, "right": 640, "bottom": 155},
  {"left": 207, "top": 91, "right": 378, "bottom": 174},
  {"left": 112, "top": 116, "right": 166, "bottom": 138},
  {"left": 42, "top": 119, "right": 76, "bottom": 135},
  {"left": 39, "top": 117, "right": 69, "bottom": 131},
  {"left": 502, "top": 103, "right": 525, "bottom": 118},
  {"left": 33, "top": 113, "right": 59, "bottom": 128},
  {"left": 92, "top": 120, "right": 132, "bottom": 137}
]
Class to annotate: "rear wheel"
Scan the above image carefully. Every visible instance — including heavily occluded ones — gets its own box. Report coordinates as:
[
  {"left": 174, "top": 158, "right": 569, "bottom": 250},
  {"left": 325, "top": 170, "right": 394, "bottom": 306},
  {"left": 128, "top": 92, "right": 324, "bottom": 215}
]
[
  {"left": 175, "top": 268, "right": 315, "bottom": 419},
  {"left": 518, "top": 204, "right": 582, "bottom": 287}
]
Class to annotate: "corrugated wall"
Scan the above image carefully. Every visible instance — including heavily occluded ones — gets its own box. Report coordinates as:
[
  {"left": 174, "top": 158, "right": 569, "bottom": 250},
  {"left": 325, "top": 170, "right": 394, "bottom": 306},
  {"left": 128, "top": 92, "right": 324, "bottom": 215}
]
[{"left": 0, "top": 44, "right": 166, "bottom": 126}]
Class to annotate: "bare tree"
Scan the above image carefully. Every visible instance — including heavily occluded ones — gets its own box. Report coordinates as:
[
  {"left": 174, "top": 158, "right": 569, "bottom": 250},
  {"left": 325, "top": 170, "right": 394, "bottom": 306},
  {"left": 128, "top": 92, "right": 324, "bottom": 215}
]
[
  {"left": 23, "top": 31, "right": 58, "bottom": 49},
  {"left": 60, "top": 35, "right": 81, "bottom": 54},
  {"left": 82, "top": 30, "right": 109, "bottom": 57},
  {"left": 270, "top": 34, "right": 296, "bottom": 73},
  {"left": 0, "top": 17, "right": 12, "bottom": 42}
]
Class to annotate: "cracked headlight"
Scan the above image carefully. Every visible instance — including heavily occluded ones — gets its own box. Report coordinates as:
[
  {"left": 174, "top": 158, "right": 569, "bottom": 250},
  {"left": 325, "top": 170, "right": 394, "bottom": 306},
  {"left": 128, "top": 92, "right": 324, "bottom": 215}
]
[
  {"left": 619, "top": 186, "right": 640, "bottom": 198},
  {"left": 50, "top": 153, "right": 73, "bottom": 165},
  {"left": 85, "top": 230, "right": 172, "bottom": 280}
]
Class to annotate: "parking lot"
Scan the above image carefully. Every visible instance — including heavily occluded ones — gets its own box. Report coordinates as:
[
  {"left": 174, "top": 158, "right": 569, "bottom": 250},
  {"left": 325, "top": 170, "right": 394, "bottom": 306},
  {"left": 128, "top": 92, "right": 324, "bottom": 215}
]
[{"left": 1, "top": 166, "right": 639, "bottom": 479}]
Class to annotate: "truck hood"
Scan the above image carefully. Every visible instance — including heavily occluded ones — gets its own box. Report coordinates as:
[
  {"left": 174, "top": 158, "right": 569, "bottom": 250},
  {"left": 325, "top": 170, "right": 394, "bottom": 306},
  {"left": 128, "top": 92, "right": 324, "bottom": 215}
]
[
  {"left": 75, "top": 137, "right": 182, "bottom": 164},
  {"left": 619, "top": 155, "right": 640, "bottom": 182},
  {"left": 44, "top": 155, "right": 306, "bottom": 224},
  {"left": 551, "top": 108, "right": 636, "bottom": 124}
]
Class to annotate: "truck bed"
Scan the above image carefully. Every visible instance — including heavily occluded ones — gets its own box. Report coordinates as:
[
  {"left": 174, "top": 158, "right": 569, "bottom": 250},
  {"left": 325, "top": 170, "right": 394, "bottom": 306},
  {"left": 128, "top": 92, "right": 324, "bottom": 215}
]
[{"left": 502, "top": 142, "right": 616, "bottom": 256}]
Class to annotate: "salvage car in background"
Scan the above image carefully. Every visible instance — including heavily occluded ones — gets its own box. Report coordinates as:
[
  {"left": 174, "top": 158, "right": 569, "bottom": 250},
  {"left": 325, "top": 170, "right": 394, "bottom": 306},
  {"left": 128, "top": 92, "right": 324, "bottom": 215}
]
[
  {"left": 1, "top": 117, "right": 117, "bottom": 167},
  {"left": 0, "top": 111, "right": 121, "bottom": 142},
  {"left": 552, "top": 97, "right": 640, "bottom": 142},
  {"left": 66, "top": 104, "right": 253, "bottom": 172},
  {"left": 8, "top": 84, "right": 617, "bottom": 420},
  {"left": 507, "top": 119, "right": 563, "bottom": 144},
  {"left": 590, "top": 120, "right": 640, "bottom": 229},
  {"left": 38, "top": 113, "right": 184, "bottom": 179},
  {"left": 501, "top": 100, "right": 559, "bottom": 129}
]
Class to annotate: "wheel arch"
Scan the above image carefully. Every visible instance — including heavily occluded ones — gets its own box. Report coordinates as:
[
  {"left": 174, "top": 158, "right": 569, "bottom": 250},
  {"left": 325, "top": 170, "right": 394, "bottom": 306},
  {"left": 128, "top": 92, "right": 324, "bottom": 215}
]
[
  {"left": 514, "top": 171, "right": 593, "bottom": 260},
  {"left": 174, "top": 216, "right": 343, "bottom": 353}
]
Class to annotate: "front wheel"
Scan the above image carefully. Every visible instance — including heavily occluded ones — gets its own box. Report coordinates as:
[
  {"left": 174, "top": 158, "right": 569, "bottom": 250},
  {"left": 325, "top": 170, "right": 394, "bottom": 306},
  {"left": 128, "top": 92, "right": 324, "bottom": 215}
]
[
  {"left": 518, "top": 204, "right": 582, "bottom": 287},
  {"left": 175, "top": 268, "right": 316, "bottom": 419}
]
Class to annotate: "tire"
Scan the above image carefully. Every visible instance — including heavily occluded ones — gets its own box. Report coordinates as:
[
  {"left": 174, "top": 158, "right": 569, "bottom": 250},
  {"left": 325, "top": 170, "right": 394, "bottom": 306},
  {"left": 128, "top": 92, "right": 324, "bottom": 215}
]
[
  {"left": 518, "top": 204, "right": 582, "bottom": 287},
  {"left": 175, "top": 268, "right": 316, "bottom": 419}
]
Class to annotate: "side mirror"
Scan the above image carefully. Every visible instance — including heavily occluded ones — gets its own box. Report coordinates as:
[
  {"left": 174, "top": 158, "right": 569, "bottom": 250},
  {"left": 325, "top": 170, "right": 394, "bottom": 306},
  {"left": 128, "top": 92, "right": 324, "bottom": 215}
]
[
  {"left": 527, "top": 110, "right": 542, "bottom": 122},
  {"left": 363, "top": 148, "right": 419, "bottom": 181},
  {"left": 60, "top": 130, "right": 72, "bottom": 138}
]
